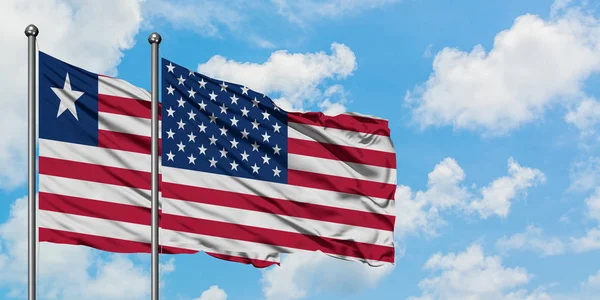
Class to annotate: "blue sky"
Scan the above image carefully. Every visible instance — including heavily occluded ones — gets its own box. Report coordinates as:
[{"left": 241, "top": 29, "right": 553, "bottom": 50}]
[{"left": 2, "top": 0, "right": 600, "bottom": 299}]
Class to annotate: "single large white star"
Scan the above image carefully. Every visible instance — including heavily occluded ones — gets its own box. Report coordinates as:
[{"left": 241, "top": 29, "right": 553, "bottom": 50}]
[
  {"left": 272, "top": 166, "right": 281, "bottom": 177},
  {"left": 240, "top": 107, "right": 250, "bottom": 117},
  {"left": 166, "top": 151, "right": 175, "bottom": 161},
  {"left": 209, "top": 157, "right": 218, "bottom": 168},
  {"left": 230, "top": 160, "right": 239, "bottom": 171},
  {"left": 198, "top": 78, "right": 207, "bottom": 89},
  {"left": 251, "top": 163, "right": 260, "bottom": 174},
  {"left": 230, "top": 94, "right": 239, "bottom": 105},
  {"left": 241, "top": 151, "right": 250, "bottom": 161},
  {"left": 241, "top": 86, "right": 249, "bottom": 95},
  {"left": 52, "top": 73, "right": 84, "bottom": 120},
  {"left": 166, "top": 63, "right": 175, "bottom": 73}
]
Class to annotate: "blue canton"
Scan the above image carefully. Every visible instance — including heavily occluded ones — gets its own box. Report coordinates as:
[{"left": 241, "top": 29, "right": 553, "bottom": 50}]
[{"left": 161, "top": 58, "right": 288, "bottom": 183}]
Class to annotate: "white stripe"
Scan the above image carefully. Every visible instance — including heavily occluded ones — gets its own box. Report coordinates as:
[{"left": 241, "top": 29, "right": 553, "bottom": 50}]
[
  {"left": 288, "top": 122, "right": 394, "bottom": 153},
  {"left": 39, "top": 210, "right": 279, "bottom": 262},
  {"left": 161, "top": 228, "right": 388, "bottom": 266},
  {"left": 39, "top": 138, "right": 151, "bottom": 172},
  {"left": 162, "top": 198, "right": 393, "bottom": 246},
  {"left": 98, "top": 76, "right": 151, "bottom": 101},
  {"left": 288, "top": 153, "right": 396, "bottom": 184},
  {"left": 162, "top": 167, "right": 394, "bottom": 216},
  {"left": 40, "top": 174, "right": 150, "bottom": 208},
  {"left": 99, "top": 112, "right": 162, "bottom": 138}
]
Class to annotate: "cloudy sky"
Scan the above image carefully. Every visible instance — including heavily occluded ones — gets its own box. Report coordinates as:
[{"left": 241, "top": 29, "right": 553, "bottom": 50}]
[{"left": 2, "top": 0, "right": 600, "bottom": 299}]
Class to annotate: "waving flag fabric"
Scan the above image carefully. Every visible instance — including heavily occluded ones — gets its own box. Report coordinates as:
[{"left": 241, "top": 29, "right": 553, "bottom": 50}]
[{"left": 160, "top": 58, "right": 397, "bottom": 266}]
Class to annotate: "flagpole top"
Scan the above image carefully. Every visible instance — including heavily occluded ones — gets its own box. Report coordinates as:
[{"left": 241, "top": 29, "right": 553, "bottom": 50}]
[
  {"left": 148, "top": 32, "right": 162, "bottom": 44},
  {"left": 24, "top": 24, "right": 39, "bottom": 37}
]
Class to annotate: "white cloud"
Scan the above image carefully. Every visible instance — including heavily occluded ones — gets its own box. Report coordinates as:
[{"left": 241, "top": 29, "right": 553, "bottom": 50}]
[
  {"left": 406, "top": 4, "right": 600, "bottom": 135},
  {"left": 0, "top": 197, "right": 155, "bottom": 299},
  {"left": 409, "top": 244, "right": 549, "bottom": 300},
  {"left": 565, "top": 97, "right": 600, "bottom": 136},
  {"left": 469, "top": 158, "right": 546, "bottom": 219},
  {"left": 0, "top": 0, "right": 144, "bottom": 189},
  {"left": 396, "top": 157, "right": 544, "bottom": 237},
  {"left": 585, "top": 188, "right": 600, "bottom": 221},
  {"left": 571, "top": 228, "right": 600, "bottom": 253},
  {"left": 581, "top": 270, "right": 600, "bottom": 290},
  {"left": 272, "top": 0, "right": 401, "bottom": 26},
  {"left": 197, "top": 43, "right": 356, "bottom": 112},
  {"left": 260, "top": 252, "right": 393, "bottom": 300},
  {"left": 496, "top": 226, "right": 566, "bottom": 257},
  {"left": 195, "top": 285, "right": 228, "bottom": 300},
  {"left": 569, "top": 157, "right": 600, "bottom": 192}
]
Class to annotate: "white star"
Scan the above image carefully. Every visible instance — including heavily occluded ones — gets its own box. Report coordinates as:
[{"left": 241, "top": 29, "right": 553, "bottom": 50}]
[
  {"left": 251, "top": 141, "right": 260, "bottom": 152},
  {"left": 240, "top": 128, "right": 250, "bottom": 139},
  {"left": 251, "top": 163, "right": 260, "bottom": 174},
  {"left": 177, "top": 97, "right": 185, "bottom": 107},
  {"left": 272, "top": 122, "right": 281, "bottom": 133},
  {"left": 209, "top": 91, "right": 218, "bottom": 101},
  {"left": 209, "top": 157, "right": 218, "bottom": 168},
  {"left": 188, "top": 87, "right": 196, "bottom": 98},
  {"left": 251, "top": 119, "right": 260, "bottom": 130},
  {"left": 198, "top": 100, "right": 207, "bottom": 111},
  {"left": 177, "top": 119, "right": 186, "bottom": 130},
  {"left": 177, "top": 75, "right": 186, "bottom": 85},
  {"left": 188, "top": 132, "right": 197, "bottom": 143},
  {"left": 188, "top": 154, "right": 197, "bottom": 165},
  {"left": 166, "top": 85, "right": 175, "bottom": 95},
  {"left": 273, "top": 144, "right": 281, "bottom": 155},
  {"left": 209, "top": 135, "right": 218, "bottom": 145},
  {"left": 240, "top": 107, "right": 250, "bottom": 117},
  {"left": 219, "top": 126, "right": 228, "bottom": 136},
  {"left": 230, "top": 94, "right": 239, "bottom": 104},
  {"left": 262, "top": 154, "right": 271, "bottom": 165},
  {"left": 198, "top": 78, "right": 207, "bottom": 89},
  {"left": 52, "top": 73, "right": 84, "bottom": 120},
  {"left": 166, "top": 63, "right": 175, "bottom": 73},
  {"left": 209, "top": 113, "right": 218, "bottom": 123},
  {"left": 230, "top": 116, "right": 239, "bottom": 127},
  {"left": 240, "top": 151, "right": 249, "bottom": 161},
  {"left": 219, "top": 148, "right": 228, "bottom": 158},
  {"left": 272, "top": 166, "right": 281, "bottom": 177},
  {"left": 166, "top": 151, "right": 175, "bottom": 161},
  {"left": 230, "top": 138, "right": 239, "bottom": 149},
  {"left": 262, "top": 131, "right": 271, "bottom": 142},
  {"left": 262, "top": 111, "right": 270, "bottom": 120},
  {"left": 219, "top": 103, "right": 228, "bottom": 114},
  {"left": 187, "top": 110, "right": 196, "bottom": 120},
  {"left": 177, "top": 141, "right": 186, "bottom": 152},
  {"left": 274, "top": 105, "right": 280, "bottom": 111},
  {"left": 220, "top": 81, "right": 228, "bottom": 91},
  {"left": 252, "top": 97, "right": 260, "bottom": 107},
  {"left": 198, "top": 144, "right": 207, "bottom": 155},
  {"left": 198, "top": 122, "right": 207, "bottom": 133},
  {"left": 241, "top": 86, "right": 249, "bottom": 95},
  {"left": 166, "top": 129, "right": 175, "bottom": 139},
  {"left": 230, "top": 160, "right": 239, "bottom": 171},
  {"left": 166, "top": 106, "right": 175, "bottom": 117},
  {"left": 188, "top": 69, "right": 195, "bottom": 76}
]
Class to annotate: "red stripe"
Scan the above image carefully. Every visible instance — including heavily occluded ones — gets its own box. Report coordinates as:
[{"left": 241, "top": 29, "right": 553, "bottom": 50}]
[
  {"left": 288, "top": 112, "right": 390, "bottom": 136},
  {"left": 39, "top": 156, "right": 151, "bottom": 190},
  {"left": 39, "top": 192, "right": 150, "bottom": 226},
  {"left": 162, "top": 183, "right": 395, "bottom": 231},
  {"left": 206, "top": 252, "right": 278, "bottom": 268},
  {"left": 39, "top": 228, "right": 195, "bottom": 254},
  {"left": 98, "top": 94, "right": 161, "bottom": 120},
  {"left": 288, "top": 138, "right": 395, "bottom": 169},
  {"left": 288, "top": 169, "right": 396, "bottom": 200},
  {"left": 161, "top": 214, "right": 394, "bottom": 263},
  {"left": 98, "top": 130, "right": 162, "bottom": 155}
]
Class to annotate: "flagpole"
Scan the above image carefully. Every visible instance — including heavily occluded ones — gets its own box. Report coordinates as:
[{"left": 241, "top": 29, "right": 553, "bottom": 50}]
[
  {"left": 148, "top": 32, "right": 162, "bottom": 300},
  {"left": 25, "top": 24, "right": 39, "bottom": 300}
]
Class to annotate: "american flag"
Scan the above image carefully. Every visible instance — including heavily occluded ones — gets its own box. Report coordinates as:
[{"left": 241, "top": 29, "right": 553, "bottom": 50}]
[
  {"left": 160, "top": 59, "right": 397, "bottom": 266},
  {"left": 37, "top": 52, "right": 277, "bottom": 266}
]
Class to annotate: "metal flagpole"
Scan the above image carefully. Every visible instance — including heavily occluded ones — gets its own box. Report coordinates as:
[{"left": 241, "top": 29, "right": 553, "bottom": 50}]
[
  {"left": 25, "top": 24, "right": 39, "bottom": 300},
  {"left": 148, "top": 32, "right": 162, "bottom": 300}
]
